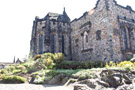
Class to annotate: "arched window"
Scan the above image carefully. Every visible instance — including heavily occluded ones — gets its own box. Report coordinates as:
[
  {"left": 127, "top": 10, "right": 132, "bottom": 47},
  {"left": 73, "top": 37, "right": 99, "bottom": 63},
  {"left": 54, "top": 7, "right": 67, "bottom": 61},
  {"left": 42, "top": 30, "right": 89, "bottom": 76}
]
[
  {"left": 81, "top": 31, "right": 89, "bottom": 50},
  {"left": 122, "top": 27, "right": 128, "bottom": 49},
  {"left": 96, "top": 30, "right": 101, "bottom": 40},
  {"left": 121, "top": 25, "right": 132, "bottom": 50},
  {"left": 62, "top": 35, "right": 65, "bottom": 54},
  {"left": 86, "top": 35, "right": 88, "bottom": 42},
  {"left": 84, "top": 31, "right": 88, "bottom": 43},
  {"left": 40, "top": 34, "right": 44, "bottom": 54},
  {"left": 51, "top": 34, "right": 55, "bottom": 53}
]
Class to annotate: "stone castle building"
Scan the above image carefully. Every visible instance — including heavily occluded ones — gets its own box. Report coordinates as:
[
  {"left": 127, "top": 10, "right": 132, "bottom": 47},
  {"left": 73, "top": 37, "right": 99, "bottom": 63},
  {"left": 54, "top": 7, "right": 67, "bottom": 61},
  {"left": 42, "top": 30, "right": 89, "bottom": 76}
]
[{"left": 30, "top": 0, "right": 135, "bottom": 61}]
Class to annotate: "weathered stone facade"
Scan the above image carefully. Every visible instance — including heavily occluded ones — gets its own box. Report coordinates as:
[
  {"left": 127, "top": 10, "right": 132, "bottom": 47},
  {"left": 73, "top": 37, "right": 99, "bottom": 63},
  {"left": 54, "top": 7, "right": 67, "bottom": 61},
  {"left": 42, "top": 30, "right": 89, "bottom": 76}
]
[
  {"left": 30, "top": 0, "right": 135, "bottom": 61},
  {"left": 30, "top": 8, "right": 72, "bottom": 59}
]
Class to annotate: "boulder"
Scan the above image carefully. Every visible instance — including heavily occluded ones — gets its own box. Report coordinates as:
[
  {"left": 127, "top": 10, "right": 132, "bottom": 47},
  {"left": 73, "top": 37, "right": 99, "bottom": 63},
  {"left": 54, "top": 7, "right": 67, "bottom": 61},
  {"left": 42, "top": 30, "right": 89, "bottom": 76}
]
[
  {"left": 101, "top": 71, "right": 123, "bottom": 88},
  {"left": 47, "top": 74, "right": 68, "bottom": 85},
  {"left": 122, "top": 74, "right": 132, "bottom": 84},
  {"left": 116, "top": 84, "right": 133, "bottom": 90},
  {"left": 74, "top": 84, "right": 92, "bottom": 90},
  {"left": 78, "top": 79, "right": 97, "bottom": 88},
  {"left": 33, "top": 76, "right": 43, "bottom": 84},
  {"left": 97, "top": 80, "right": 109, "bottom": 87}
]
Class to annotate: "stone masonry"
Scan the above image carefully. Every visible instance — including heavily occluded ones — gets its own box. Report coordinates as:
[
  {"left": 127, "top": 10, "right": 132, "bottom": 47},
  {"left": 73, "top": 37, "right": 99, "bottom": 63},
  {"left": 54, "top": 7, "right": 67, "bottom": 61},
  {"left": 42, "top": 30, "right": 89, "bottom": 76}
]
[
  {"left": 30, "top": 8, "right": 72, "bottom": 59},
  {"left": 30, "top": 0, "right": 135, "bottom": 61}
]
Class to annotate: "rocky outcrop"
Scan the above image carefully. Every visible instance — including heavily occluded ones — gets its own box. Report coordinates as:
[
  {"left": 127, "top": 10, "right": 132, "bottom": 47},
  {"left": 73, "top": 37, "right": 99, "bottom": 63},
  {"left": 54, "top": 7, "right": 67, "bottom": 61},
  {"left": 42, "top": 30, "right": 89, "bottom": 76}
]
[
  {"left": 70, "top": 70, "right": 135, "bottom": 90},
  {"left": 28, "top": 69, "right": 135, "bottom": 89},
  {"left": 74, "top": 84, "right": 92, "bottom": 90},
  {"left": 46, "top": 74, "right": 69, "bottom": 85}
]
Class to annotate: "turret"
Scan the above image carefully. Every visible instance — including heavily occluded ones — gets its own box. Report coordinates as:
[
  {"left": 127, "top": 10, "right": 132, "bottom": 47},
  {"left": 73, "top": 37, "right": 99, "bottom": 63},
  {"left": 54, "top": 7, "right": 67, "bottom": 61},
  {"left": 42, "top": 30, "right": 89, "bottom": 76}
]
[{"left": 63, "top": 7, "right": 70, "bottom": 23}]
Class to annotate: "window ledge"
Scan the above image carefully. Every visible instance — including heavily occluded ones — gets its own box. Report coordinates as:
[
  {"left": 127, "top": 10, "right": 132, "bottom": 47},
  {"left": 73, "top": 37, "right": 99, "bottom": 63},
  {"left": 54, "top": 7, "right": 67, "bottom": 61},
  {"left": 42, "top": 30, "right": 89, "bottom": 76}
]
[{"left": 81, "top": 48, "right": 93, "bottom": 52}]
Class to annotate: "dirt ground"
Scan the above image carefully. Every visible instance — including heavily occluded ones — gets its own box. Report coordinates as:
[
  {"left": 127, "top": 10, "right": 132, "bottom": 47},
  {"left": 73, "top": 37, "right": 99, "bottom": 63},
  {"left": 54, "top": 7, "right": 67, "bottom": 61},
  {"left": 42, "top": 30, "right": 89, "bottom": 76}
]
[{"left": 0, "top": 84, "right": 73, "bottom": 90}]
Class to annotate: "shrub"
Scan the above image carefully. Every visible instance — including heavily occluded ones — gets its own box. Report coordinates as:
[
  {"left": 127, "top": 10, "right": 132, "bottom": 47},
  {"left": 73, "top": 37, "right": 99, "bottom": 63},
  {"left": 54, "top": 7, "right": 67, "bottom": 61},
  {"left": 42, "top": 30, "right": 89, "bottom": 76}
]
[
  {"left": 45, "top": 70, "right": 56, "bottom": 77},
  {"left": 45, "top": 58, "right": 54, "bottom": 69},
  {"left": 34, "top": 54, "right": 41, "bottom": 60},
  {"left": 8, "top": 65, "right": 15, "bottom": 71},
  {"left": 16, "top": 65, "right": 26, "bottom": 71},
  {"left": 105, "top": 61, "right": 135, "bottom": 71},
  {"left": 53, "top": 53, "right": 64, "bottom": 63},
  {"left": 13, "top": 69, "right": 21, "bottom": 74},
  {"left": 117, "top": 61, "right": 133, "bottom": 68},
  {"left": 0, "top": 69, "right": 8, "bottom": 74},
  {"left": 72, "top": 69, "right": 91, "bottom": 80},
  {"left": 55, "top": 60, "right": 105, "bottom": 69},
  {"left": 2, "top": 75, "right": 26, "bottom": 83},
  {"left": 41, "top": 53, "right": 54, "bottom": 60},
  {"left": 0, "top": 74, "right": 6, "bottom": 81},
  {"left": 27, "top": 62, "right": 42, "bottom": 73}
]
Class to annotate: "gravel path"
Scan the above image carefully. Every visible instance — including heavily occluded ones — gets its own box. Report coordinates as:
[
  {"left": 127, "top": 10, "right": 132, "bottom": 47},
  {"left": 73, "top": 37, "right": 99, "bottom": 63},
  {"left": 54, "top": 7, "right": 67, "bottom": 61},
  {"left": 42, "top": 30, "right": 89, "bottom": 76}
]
[{"left": 0, "top": 84, "right": 73, "bottom": 90}]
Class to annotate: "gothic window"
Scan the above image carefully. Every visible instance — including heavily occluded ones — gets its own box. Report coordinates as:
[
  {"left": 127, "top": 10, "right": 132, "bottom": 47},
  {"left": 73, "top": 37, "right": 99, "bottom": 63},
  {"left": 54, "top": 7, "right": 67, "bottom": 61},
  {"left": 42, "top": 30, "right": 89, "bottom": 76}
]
[
  {"left": 40, "top": 22, "right": 42, "bottom": 24},
  {"left": 96, "top": 30, "right": 101, "bottom": 40},
  {"left": 42, "top": 26, "right": 45, "bottom": 29},
  {"left": 83, "top": 31, "right": 88, "bottom": 43},
  {"left": 86, "top": 35, "right": 88, "bottom": 42},
  {"left": 121, "top": 25, "right": 133, "bottom": 50},
  {"left": 81, "top": 31, "right": 89, "bottom": 50},
  {"left": 40, "top": 34, "right": 44, "bottom": 54},
  {"left": 62, "top": 35, "right": 65, "bottom": 54},
  {"left": 122, "top": 27, "right": 128, "bottom": 49},
  {"left": 131, "top": 30, "right": 134, "bottom": 40},
  {"left": 53, "top": 21, "right": 56, "bottom": 25},
  {"left": 81, "top": 33, "right": 84, "bottom": 50},
  {"left": 51, "top": 34, "right": 55, "bottom": 53},
  {"left": 132, "top": 19, "right": 135, "bottom": 23},
  {"left": 75, "top": 39, "right": 79, "bottom": 47},
  {"left": 63, "top": 23, "right": 65, "bottom": 26}
]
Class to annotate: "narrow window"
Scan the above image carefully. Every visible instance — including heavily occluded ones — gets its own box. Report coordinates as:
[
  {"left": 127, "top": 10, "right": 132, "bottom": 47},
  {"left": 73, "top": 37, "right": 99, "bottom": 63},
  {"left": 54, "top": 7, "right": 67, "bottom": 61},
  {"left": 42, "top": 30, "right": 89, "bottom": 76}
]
[
  {"left": 63, "top": 23, "right": 65, "bottom": 26},
  {"left": 53, "top": 21, "right": 56, "bottom": 25},
  {"left": 75, "top": 39, "right": 79, "bottom": 47},
  {"left": 62, "top": 35, "right": 65, "bottom": 54},
  {"left": 96, "top": 30, "right": 101, "bottom": 40},
  {"left": 40, "top": 34, "right": 44, "bottom": 54},
  {"left": 51, "top": 34, "right": 55, "bottom": 53},
  {"left": 86, "top": 35, "right": 88, "bottom": 42}
]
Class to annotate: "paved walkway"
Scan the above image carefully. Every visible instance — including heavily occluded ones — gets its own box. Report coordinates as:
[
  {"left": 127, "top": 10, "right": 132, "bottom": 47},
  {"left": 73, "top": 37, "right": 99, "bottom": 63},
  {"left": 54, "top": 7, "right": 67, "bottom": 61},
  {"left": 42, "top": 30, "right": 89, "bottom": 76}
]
[{"left": 0, "top": 84, "right": 73, "bottom": 90}]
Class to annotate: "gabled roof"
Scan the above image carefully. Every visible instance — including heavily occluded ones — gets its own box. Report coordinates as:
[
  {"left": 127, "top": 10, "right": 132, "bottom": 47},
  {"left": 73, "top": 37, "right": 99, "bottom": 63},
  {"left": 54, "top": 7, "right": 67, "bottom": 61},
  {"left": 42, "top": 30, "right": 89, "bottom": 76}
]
[
  {"left": 44, "top": 8, "right": 70, "bottom": 23},
  {"left": 45, "top": 12, "right": 61, "bottom": 20}
]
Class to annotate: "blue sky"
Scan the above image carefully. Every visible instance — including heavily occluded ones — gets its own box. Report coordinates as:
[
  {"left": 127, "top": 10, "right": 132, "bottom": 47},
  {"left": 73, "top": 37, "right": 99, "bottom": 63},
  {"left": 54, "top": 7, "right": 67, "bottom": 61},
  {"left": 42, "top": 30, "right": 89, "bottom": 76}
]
[{"left": 0, "top": 0, "right": 135, "bottom": 62}]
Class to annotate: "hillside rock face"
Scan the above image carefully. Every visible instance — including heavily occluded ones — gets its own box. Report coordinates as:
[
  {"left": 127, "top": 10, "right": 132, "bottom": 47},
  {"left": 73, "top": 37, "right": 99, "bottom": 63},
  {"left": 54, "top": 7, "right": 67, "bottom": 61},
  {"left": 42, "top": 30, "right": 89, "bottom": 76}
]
[{"left": 71, "top": 70, "right": 135, "bottom": 90}]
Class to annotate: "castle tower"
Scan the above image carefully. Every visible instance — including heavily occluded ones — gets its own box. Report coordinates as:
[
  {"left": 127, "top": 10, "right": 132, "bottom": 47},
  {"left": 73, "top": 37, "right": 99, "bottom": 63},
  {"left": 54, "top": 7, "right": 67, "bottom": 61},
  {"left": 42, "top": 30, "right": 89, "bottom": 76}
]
[{"left": 30, "top": 8, "right": 71, "bottom": 59}]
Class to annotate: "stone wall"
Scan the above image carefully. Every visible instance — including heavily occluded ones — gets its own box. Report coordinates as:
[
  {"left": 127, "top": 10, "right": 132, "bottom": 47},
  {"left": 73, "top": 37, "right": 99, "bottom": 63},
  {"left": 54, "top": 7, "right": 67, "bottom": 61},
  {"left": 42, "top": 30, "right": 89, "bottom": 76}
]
[
  {"left": 31, "top": 0, "right": 135, "bottom": 61},
  {"left": 30, "top": 11, "right": 72, "bottom": 59},
  {"left": 71, "top": 0, "right": 135, "bottom": 61}
]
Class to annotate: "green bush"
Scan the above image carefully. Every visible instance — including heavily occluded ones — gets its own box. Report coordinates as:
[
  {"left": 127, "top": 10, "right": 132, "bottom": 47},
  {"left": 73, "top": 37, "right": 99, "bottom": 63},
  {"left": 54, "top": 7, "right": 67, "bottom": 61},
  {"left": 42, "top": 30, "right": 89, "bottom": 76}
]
[
  {"left": 27, "top": 62, "right": 40, "bottom": 73},
  {"left": 7, "top": 65, "right": 15, "bottom": 71},
  {"left": 55, "top": 60, "right": 105, "bottom": 69},
  {"left": 34, "top": 54, "right": 41, "bottom": 60},
  {"left": 53, "top": 53, "right": 64, "bottom": 63},
  {"left": 29, "top": 53, "right": 65, "bottom": 69},
  {"left": 16, "top": 65, "right": 26, "bottom": 71},
  {"left": 2, "top": 75, "right": 26, "bottom": 83},
  {"left": 0, "top": 74, "right": 6, "bottom": 81},
  {"left": 0, "top": 69, "right": 8, "bottom": 74},
  {"left": 13, "top": 69, "right": 21, "bottom": 74},
  {"left": 45, "top": 70, "right": 56, "bottom": 77},
  {"left": 45, "top": 58, "right": 54, "bottom": 69},
  {"left": 41, "top": 53, "right": 54, "bottom": 60}
]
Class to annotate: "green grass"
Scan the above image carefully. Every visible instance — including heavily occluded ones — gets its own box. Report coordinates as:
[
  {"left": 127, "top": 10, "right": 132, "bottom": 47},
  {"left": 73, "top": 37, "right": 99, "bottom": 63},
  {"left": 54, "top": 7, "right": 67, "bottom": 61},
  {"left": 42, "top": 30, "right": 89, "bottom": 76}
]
[{"left": 2, "top": 75, "right": 26, "bottom": 83}]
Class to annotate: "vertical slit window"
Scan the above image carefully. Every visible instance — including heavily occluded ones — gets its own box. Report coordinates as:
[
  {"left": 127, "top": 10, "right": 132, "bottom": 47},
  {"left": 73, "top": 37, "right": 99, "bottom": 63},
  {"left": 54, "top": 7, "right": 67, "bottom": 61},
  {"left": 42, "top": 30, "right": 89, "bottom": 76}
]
[
  {"left": 51, "top": 34, "right": 55, "bottom": 53},
  {"left": 62, "top": 35, "right": 65, "bottom": 54},
  {"left": 40, "top": 34, "right": 44, "bottom": 54}
]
